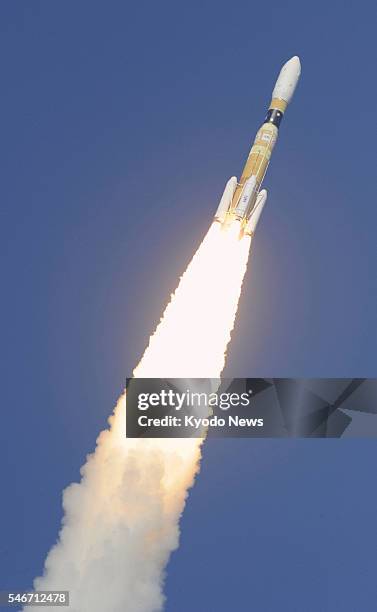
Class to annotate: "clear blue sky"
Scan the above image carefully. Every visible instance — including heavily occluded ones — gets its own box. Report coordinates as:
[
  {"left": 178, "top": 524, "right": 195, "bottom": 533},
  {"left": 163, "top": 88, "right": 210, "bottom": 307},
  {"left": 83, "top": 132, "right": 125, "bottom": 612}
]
[{"left": 0, "top": 1, "right": 376, "bottom": 610}]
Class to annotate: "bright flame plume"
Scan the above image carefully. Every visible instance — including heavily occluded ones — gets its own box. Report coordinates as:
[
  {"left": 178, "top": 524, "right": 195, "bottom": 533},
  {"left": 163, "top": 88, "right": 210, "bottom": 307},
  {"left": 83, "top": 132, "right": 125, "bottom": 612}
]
[{"left": 31, "top": 221, "right": 251, "bottom": 612}]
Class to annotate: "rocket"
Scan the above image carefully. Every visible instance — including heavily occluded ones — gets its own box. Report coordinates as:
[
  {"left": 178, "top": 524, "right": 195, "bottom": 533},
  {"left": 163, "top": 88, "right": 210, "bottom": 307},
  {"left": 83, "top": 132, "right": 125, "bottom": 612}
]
[{"left": 215, "top": 56, "right": 301, "bottom": 238}]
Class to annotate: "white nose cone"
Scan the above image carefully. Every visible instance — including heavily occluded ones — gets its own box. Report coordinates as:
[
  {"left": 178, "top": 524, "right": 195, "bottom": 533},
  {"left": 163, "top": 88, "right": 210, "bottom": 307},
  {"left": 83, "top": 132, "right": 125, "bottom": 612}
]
[{"left": 272, "top": 56, "right": 301, "bottom": 104}]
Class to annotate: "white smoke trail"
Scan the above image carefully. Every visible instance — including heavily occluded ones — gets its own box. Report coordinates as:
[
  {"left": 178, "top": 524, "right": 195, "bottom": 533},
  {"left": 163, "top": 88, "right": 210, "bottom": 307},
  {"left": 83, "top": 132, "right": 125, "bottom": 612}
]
[{"left": 31, "top": 218, "right": 251, "bottom": 612}]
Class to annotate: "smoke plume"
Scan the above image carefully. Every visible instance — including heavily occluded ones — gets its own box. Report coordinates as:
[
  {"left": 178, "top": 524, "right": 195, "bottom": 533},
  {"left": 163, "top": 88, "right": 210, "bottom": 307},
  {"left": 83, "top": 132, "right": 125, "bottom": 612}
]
[{"left": 31, "top": 220, "right": 251, "bottom": 611}]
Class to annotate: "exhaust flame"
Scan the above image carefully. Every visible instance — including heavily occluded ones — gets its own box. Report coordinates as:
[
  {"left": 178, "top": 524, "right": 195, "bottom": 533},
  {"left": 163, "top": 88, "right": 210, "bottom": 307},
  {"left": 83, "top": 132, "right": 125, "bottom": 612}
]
[
  {"left": 133, "top": 221, "right": 251, "bottom": 379},
  {"left": 31, "top": 221, "right": 251, "bottom": 612}
]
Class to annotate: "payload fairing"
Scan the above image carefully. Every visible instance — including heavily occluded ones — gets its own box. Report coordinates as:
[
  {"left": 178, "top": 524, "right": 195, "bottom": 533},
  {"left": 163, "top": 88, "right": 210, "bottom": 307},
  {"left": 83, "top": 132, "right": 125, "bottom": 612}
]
[{"left": 215, "top": 56, "right": 301, "bottom": 237}]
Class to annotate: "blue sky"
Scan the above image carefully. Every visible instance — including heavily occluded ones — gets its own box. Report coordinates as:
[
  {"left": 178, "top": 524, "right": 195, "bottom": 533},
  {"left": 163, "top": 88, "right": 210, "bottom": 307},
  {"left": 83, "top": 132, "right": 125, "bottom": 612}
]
[{"left": 0, "top": 1, "right": 376, "bottom": 610}]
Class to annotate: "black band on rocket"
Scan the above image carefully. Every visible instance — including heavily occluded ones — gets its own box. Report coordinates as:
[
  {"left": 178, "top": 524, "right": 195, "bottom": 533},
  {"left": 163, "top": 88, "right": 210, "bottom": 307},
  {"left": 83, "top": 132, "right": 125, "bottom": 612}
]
[{"left": 264, "top": 108, "right": 283, "bottom": 128}]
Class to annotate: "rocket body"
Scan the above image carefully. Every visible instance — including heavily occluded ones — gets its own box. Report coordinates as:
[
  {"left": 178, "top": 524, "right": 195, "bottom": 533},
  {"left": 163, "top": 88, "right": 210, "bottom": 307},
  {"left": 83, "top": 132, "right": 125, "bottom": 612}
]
[{"left": 215, "top": 56, "right": 301, "bottom": 237}]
